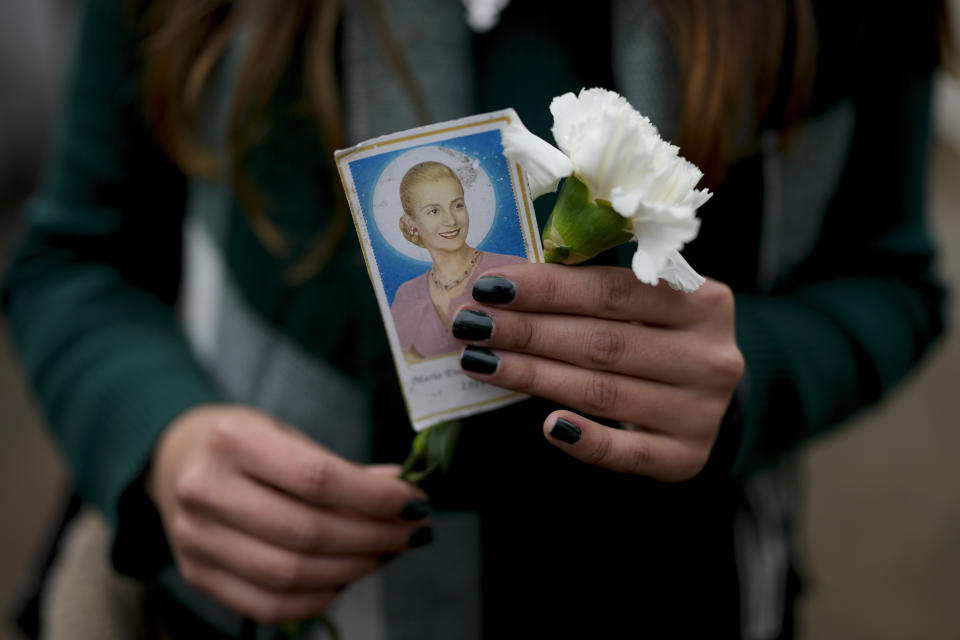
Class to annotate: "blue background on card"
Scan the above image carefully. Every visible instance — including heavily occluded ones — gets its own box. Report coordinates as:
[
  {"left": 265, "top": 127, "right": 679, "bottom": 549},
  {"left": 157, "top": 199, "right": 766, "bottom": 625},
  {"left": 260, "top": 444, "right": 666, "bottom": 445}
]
[{"left": 348, "top": 129, "right": 527, "bottom": 305}]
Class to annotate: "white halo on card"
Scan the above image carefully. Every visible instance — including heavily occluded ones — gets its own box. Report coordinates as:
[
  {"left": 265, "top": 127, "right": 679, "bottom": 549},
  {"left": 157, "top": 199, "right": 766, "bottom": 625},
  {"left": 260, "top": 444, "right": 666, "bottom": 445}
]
[{"left": 372, "top": 146, "right": 496, "bottom": 263}]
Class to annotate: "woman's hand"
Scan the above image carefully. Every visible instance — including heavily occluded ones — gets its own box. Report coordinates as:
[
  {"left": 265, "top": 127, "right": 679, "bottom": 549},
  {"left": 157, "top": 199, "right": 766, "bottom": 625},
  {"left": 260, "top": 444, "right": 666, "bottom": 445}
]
[
  {"left": 146, "top": 405, "right": 431, "bottom": 624},
  {"left": 451, "top": 264, "right": 744, "bottom": 482}
]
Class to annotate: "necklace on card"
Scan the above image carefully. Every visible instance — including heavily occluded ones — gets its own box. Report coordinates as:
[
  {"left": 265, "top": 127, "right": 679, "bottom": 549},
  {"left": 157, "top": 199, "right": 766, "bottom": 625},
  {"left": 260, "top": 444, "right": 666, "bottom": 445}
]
[{"left": 430, "top": 250, "right": 481, "bottom": 291}]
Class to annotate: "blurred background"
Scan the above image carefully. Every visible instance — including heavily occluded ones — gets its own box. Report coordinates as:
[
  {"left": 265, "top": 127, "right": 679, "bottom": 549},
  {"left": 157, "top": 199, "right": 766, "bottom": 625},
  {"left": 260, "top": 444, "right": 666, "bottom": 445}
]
[{"left": 1, "top": 2, "right": 958, "bottom": 638}]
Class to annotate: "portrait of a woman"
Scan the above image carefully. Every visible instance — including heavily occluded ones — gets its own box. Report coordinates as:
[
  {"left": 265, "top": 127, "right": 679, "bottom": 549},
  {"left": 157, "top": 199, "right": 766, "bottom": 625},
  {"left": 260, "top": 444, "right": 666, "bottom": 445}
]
[{"left": 389, "top": 160, "right": 525, "bottom": 361}]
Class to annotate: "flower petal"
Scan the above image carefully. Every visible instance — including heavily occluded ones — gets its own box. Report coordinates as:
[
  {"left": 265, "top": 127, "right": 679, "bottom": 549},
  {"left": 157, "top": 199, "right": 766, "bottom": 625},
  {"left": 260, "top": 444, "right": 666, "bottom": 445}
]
[
  {"left": 658, "top": 250, "right": 705, "bottom": 292},
  {"left": 630, "top": 245, "right": 662, "bottom": 286},
  {"left": 628, "top": 213, "right": 700, "bottom": 286},
  {"left": 501, "top": 120, "right": 573, "bottom": 199},
  {"left": 680, "top": 187, "right": 713, "bottom": 210},
  {"left": 536, "top": 87, "right": 711, "bottom": 291},
  {"left": 631, "top": 246, "right": 704, "bottom": 292},
  {"left": 548, "top": 88, "right": 711, "bottom": 219},
  {"left": 550, "top": 89, "right": 662, "bottom": 204}
]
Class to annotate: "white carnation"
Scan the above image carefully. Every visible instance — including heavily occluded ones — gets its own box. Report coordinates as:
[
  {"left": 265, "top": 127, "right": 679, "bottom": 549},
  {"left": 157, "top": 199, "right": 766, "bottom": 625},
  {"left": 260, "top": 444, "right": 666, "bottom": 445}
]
[
  {"left": 503, "top": 88, "right": 711, "bottom": 292},
  {"left": 502, "top": 119, "right": 573, "bottom": 199}
]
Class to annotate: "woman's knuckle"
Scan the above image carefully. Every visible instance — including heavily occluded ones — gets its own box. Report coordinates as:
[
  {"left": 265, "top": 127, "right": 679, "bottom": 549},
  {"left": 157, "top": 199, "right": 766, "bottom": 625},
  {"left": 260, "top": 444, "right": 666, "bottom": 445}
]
[
  {"left": 708, "top": 346, "right": 745, "bottom": 381},
  {"left": 179, "top": 563, "right": 199, "bottom": 586},
  {"left": 583, "top": 373, "right": 618, "bottom": 413},
  {"left": 586, "top": 326, "right": 626, "bottom": 366},
  {"left": 316, "top": 589, "right": 339, "bottom": 612},
  {"left": 695, "top": 444, "right": 712, "bottom": 471},
  {"left": 597, "top": 270, "right": 634, "bottom": 314},
  {"left": 319, "top": 559, "right": 350, "bottom": 585},
  {"left": 299, "top": 459, "right": 330, "bottom": 498},
  {"left": 357, "top": 557, "right": 381, "bottom": 578},
  {"left": 206, "top": 419, "right": 240, "bottom": 454},
  {"left": 537, "top": 271, "right": 560, "bottom": 306},
  {"left": 628, "top": 438, "right": 653, "bottom": 472},
  {"left": 681, "top": 446, "right": 711, "bottom": 480},
  {"left": 585, "top": 430, "right": 613, "bottom": 465},
  {"left": 254, "top": 598, "right": 288, "bottom": 625},
  {"left": 377, "top": 527, "right": 405, "bottom": 553},
  {"left": 170, "top": 514, "right": 195, "bottom": 546},
  {"left": 286, "top": 517, "right": 321, "bottom": 552},
  {"left": 367, "top": 490, "right": 398, "bottom": 518},
  {"left": 510, "top": 360, "right": 539, "bottom": 393},
  {"left": 699, "top": 280, "right": 735, "bottom": 312},
  {"left": 173, "top": 467, "right": 207, "bottom": 508},
  {"left": 661, "top": 441, "right": 710, "bottom": 482},
  {"left": 510, "top": 315, "right": 535, "bottom": 350},
  {"left": 270, "top": 555, "right": 305, "bottom": 591},
  {"left": 179, "top": 560, "right": 206, "bottom": 590},
  {"left": 692, "top": 408, "right": 722, "bottom": 444}
]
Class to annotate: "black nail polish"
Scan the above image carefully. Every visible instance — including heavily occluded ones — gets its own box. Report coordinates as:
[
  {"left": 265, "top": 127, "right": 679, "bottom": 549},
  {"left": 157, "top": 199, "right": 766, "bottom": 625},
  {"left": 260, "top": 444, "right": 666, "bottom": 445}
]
[
  {"left": 550, "top": 418, "right": 582, "bottom": 445},
  {"left": 379, "top": 553, "right": 399, "bottom": 563},
  {"left": 473, "top": 275, "right": 516, "bottom": 304},
  {"left": 452, "top": 309, "right": 494, "bottom": 341},
  {"left": 400, "top": 499, "right": 431, "bottom": 521},
  {"left": 409, "top": 526, "right": 434, "bottom": 548},
  {"left": 460, "top": 346, "right": 499, "bottom": 374}
]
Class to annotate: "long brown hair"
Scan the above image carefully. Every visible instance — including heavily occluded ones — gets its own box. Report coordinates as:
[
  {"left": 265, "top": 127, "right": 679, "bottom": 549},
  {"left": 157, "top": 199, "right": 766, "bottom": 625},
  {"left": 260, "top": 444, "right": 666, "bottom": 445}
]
[
  {"left": 649, "top": 0, "right": 817, "bottom": 183},
  {"left": 139, "top": 1, "right": 825, "bottom": 273},
  {"left": 142, "top": 0, "right": 346, "bottom": 283}
]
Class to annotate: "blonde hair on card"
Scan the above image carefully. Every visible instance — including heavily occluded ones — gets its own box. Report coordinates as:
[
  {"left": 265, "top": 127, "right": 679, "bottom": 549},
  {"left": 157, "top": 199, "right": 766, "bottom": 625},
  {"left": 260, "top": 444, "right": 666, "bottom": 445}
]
[{"left": 397, "top": 162, "right": 461, "bottom": 247}]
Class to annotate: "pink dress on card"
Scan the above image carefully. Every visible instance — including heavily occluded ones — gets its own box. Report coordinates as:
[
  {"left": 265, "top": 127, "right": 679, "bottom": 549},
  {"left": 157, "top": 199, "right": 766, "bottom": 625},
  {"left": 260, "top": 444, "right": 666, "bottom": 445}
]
[{"left": 390, "top": 251, "right": 526, "bottom": 359}]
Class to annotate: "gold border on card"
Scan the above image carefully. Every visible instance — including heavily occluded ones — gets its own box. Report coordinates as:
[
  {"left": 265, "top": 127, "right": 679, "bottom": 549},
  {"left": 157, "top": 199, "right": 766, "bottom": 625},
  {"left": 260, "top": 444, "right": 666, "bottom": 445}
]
[
  {"left": 335, "top": 166, "right": 376, "bottom": 285},
  {"left": 336, "top": 159, "right": 416, "bottom": 420},
  {"left": 337, "top": 116, "right": 513, "bottom": 162},
  {"left": 515, "top": 165, "right": 542, "bottom": 262}
]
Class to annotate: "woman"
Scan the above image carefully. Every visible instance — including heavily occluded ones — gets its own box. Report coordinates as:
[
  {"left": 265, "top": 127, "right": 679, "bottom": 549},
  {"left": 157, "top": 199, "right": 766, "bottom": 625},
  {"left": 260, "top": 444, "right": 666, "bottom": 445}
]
[
  {"left": 1, "top": 0, "right": 948, "bottom": 638},
  {"left": 390, "top": 160, "right": 526, "bottom": 361}
]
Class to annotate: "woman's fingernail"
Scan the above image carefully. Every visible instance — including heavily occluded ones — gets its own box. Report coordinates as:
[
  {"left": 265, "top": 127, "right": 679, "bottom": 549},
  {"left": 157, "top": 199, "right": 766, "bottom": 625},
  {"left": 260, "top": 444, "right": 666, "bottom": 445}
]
[
  {"left": 473, "top": 275, "right": 516, "bottom": 304},
  {"left": 549, "top": 418, "right": 582, "bottom": 445},
  {"left": 400, "top": 499, "right": 431, "bottom": 521},
  {"left": 409, "top": 526, "right": 434, "bottom": 548},
  {"left": 460, "top": 346, "right": 499, "bottom": 374},
  {"left": 379, "top": 553, "right": 399, "bottom": 563},
  {"left": 452, "top": 309, "right": 494, "bottom": 341}
]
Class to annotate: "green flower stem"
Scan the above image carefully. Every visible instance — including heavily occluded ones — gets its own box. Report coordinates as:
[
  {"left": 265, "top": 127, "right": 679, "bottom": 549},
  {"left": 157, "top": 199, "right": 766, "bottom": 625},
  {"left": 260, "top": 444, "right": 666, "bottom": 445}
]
[
  {"left": 543, "top": 175, "right": 633, "bottom": 264},
  {"left": 399, "top": 420, "right": 461, "bottom": 485}
]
